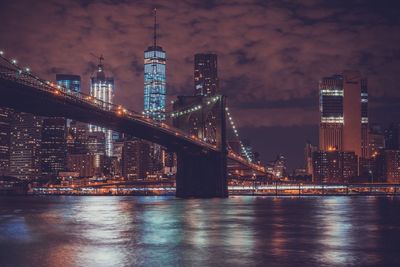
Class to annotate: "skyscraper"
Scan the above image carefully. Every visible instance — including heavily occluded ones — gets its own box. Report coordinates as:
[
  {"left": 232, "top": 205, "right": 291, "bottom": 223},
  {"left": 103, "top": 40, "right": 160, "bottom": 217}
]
[
  {"left": 89, "top": 56, "right": 114, "bottom": 157},
  {"left": 56, "top": 74, "right": 81, "bottom": 93},
  {"left": 305, "top": 142, "right": 317, "bottom": 176},
  {"left": 194, "top": 53, "right": 219, "bottom": 96},
  {"left": 122, "top": 139, "right": 150, "bottom": 180},
  {"left": 41, "top": 117, "right": 67, "bottom": 178},
  {"left": 0, "top": 108, "right": 12, "bottom": 175},
  {"left": 319, "top": 71, "right": 368, "bottom": 159},
  {"left": 384, "top": 123, "right": 399, "bottom": 150},
  {"left": 144, "top": 8, "right": 166, "bottom": 121},
  {"left": 9, "top": 112, "right": 42, "bottom": 180}
]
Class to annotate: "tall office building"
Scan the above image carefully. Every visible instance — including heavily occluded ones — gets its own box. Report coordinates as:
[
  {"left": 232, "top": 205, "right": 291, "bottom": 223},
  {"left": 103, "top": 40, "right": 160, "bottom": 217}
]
[
  {"left": 9, "top": 112, "right": 42, "bottom": 180},
  {"left": 69, "top": 121, "right": 88, "bottom": 154},
  {"left": 0, "top": 108, "right": 12, "bottom": 175},
  {"left": 194, "top": 53, "right": 219, "bottom": 96},
  {"left": 369, "top": 126, "right": 385, "bottom": 156},
  {"left": 87, "top": 132, "right": 106, "bottom": 175},
  {"left": 144, "top": 8, "right": 166, "bottom": 121},
  {"left": 319, "top": 71, "right": 368, "bottom": 158},
  {"left": 89, "top": 56, "right": 114, "bottom": 157},
  {"left": 122, "top": 139, "right": 150, "bottom": 180},
  {"left": 384, "top": 124, "right": 399, "bottom": 150},
  {"left": 384, "top": 150, "right": 400, "bottom": 183},
  {"left": 56, "top": 74, "right": 81, "bottom": 93},
  {"left": 41, "top": 117, "right": 67, "bottom": 178},
  {"left": 305, "top": 142, "right": 317, "bottom": 175}
]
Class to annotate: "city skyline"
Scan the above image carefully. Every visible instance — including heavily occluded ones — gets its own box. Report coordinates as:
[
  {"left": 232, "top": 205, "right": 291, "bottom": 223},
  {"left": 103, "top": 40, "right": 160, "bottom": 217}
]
[{"left": 0, "top": 0, "right": 400, "bottom": 170}]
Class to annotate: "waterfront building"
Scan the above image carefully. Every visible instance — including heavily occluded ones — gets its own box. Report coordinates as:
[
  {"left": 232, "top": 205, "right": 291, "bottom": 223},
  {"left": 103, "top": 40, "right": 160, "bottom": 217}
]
[
  {"left": 384, "top": 150, "right": 400, "bottom": 183},
  {"left": 89, "top": 56, "right": 114, "bottom": 157},
  {"left": 41, "top": 117, "right": 67, "bottom": 178},
  {"left": 194, "top": 53, "right": 219, "bottom": 96},
  {"left": 312, "top": 150, "right": 358, "bottom": 183},
  {"left": 269, "top": 155, "right": 287, "bottom": 179},
  {"left": 0, "top": 108, "right": 12, "bottom": 176},
  {"left": 67, "top": 154, "right": 96, "bottom": 177},
  {"left": 9, "top": 112, "right": 42, "bottom": 180},
  {"left": 122, "top": 139, "right": 150, "bottom": 180},
  {"left": 319, "top": 71, "right": 368, "bottom": 159}
]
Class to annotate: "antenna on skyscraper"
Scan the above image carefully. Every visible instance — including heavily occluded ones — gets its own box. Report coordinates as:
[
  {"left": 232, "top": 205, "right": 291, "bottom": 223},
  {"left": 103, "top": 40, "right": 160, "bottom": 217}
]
[
  {"left": 90, "top": 53, "right": 104, "bottom": 66},
  {"left": 153, "top": 7, "right": 157, "bottom": 48}
]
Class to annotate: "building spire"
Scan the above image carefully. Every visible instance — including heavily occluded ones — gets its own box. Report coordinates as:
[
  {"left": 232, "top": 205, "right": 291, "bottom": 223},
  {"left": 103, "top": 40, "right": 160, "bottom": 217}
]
[{"left": 153, "top": 8, "right": 157, "bottom": 48}]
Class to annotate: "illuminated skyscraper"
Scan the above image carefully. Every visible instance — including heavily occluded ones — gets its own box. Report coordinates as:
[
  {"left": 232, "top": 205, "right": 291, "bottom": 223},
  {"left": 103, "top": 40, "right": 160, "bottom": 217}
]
[
  {"left": 41, "top": 117, "right": 67, "bottom": 178},
  {"left": 194, "top": 53, "right": 219, "bottom": 96},
  {"left": 319, "top": 71, "right": 368, "bottom": 159},
  {"left": 0, "top": 108, "right": 12, "bottom": 175},
  {"left": 56, "top": 74, "right": 81, "bottom": 93},
  {"left": 122, "top": 139, "right": 150, "bottom": 180},
  {"left": 144, "top": 8, "right": 166, "bottom": 121},
  {"left": 89, "top": 56, "right": 114, "bottom": 156},
  {"left": 9, "top": 112, "right": 42, "bottom": 180}
]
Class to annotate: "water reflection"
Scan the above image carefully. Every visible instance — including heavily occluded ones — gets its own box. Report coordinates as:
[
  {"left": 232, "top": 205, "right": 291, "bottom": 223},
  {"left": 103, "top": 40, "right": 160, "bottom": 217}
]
[{"left": 0, "top": 196, "right": 399, "bottom": 267}]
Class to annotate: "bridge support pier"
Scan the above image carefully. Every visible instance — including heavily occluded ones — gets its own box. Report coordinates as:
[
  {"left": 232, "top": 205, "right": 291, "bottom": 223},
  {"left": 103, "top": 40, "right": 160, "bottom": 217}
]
[{"left": 176, "top": 150, "right": 228, "bottom": 198}]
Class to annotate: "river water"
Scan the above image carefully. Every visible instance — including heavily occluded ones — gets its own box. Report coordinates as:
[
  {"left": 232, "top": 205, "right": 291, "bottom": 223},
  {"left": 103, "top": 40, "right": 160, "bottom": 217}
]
[{"left": 0, "top": 196, "right": 399, "bottom": 267}]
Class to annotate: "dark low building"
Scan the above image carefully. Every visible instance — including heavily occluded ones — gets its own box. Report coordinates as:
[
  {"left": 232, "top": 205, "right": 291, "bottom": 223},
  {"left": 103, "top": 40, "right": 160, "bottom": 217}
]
[{"left": 312, "top": 150, "right": 358, "bottom": 183}]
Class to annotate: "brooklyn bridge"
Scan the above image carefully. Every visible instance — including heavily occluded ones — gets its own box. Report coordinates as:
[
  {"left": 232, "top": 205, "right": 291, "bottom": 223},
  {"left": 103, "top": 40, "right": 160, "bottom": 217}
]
[{"left": 0, "top": 51, "right": 266, "bottom": 198}]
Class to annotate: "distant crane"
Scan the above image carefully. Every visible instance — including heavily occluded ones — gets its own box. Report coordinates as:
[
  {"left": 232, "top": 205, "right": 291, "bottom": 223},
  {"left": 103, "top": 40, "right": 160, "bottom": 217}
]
[{"left": 90, "top": 53, "right": 104, "bottom": 66}]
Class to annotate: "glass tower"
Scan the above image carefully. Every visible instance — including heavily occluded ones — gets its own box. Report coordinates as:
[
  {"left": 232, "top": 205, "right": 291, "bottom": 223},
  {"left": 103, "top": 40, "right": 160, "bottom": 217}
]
[
  {"left": 89, "top": 57, "right": 115, "bottom": 157},
  {"left": 144, "top": 8, "right": 166, "bottom": 121},
  {"left": 56, "top": 74, "right": 81, "bottom": 93}
]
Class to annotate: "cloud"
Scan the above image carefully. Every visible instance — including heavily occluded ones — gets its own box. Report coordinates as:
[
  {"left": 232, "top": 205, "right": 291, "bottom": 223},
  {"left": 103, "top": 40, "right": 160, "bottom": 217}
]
[{"left": 1, "top": 0, "right": 400, "bottom": 167}]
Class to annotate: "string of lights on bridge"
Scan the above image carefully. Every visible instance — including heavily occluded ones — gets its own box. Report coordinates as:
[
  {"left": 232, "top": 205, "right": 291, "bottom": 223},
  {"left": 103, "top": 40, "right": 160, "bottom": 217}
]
[
  {"left": 168, "top": 96, "right": 220, "bottom": 118},
  {"left": 0, "top": 49, "right": 259, "bottom": 169},
  {"left": 225, "top": 107, "right": 252, "bottom": 162}
]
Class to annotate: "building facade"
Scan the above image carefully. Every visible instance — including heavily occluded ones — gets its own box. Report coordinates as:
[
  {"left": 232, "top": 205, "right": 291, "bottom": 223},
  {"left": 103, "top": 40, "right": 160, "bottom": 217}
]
[
  {"left": 41, "top": 117, "right": 67, "bottom": 178},
  {"left": 384, "top": 124, "right": 399, "bottom": 150},
  {"left": 384, "top": 150, "right": 400, "bottom": 183},
  {"left": 312, "top": 150, "right": 358, "bottom": 183},
  {"left": 194, "top": 53, "right": 219, "bottom": 96},
  {"left": 122, "top": 139, "right": 150, "bottom": 180},
  {"left": 143, "top": 9, "right": 166, "bottom": 121},
  {"left": 56, "top": 74, "right": 81, "bottom": 93},
  {"left": 89, "top": 58, "right": 114, "bottom": 157},
  {"left": 0, "top": 108, "right": 12, "bottom": 176},
  {"left": 305, "top": 142, "right": 317, "bottom": 176},
  {"left": 67, "top": 154, "right": 96, "bottom": 178},
  {"left": 319, "top": 71, "right": 368, "bottom": 161},
  {"left": 9, "top": 112, "right": 42, "bottom": 180}
]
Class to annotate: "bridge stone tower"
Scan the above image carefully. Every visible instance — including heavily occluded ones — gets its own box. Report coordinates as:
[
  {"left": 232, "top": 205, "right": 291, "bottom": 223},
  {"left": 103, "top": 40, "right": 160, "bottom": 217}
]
[{"left": 172, "top": 95, "right": 228, "bottom": 198}]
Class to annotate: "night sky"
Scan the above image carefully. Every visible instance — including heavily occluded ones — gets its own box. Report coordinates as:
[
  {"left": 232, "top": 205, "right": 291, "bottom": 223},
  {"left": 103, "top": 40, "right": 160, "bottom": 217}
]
[{"left": 1, "top": 0, "right": 400, "bottom": 170}]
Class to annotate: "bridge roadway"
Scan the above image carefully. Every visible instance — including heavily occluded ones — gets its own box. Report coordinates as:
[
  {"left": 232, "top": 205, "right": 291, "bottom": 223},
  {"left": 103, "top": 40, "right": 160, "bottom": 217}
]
[
  {"left": 0, "top": 62, "right": 265, "bottom": 197},
  {"left": 0, "top": 65, "right": 264, "bottom": 173}
]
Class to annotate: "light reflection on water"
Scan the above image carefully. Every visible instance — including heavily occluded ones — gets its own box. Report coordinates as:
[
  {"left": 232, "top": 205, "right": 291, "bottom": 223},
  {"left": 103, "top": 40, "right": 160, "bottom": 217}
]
[{"left": 0, "top": 196, "right": 399, "bottom": 267}]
